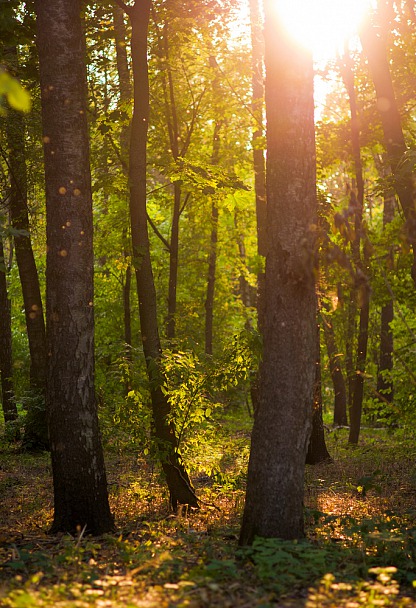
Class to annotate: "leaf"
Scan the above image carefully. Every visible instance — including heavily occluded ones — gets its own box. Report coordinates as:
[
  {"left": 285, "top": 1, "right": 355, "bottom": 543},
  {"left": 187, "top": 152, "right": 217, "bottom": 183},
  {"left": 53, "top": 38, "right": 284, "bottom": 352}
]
[{"left": 0, "top": 71, "right": 31, "bottom": 113}]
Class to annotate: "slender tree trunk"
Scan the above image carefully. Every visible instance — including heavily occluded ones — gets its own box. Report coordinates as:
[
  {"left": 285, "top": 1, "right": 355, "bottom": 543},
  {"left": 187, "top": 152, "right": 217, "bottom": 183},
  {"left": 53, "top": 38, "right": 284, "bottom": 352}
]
[
  {"left": 205, "top": 200, "right": 218, "bottom": 355},
  {"left": 122, "top": 0, "right": 198, "bottom": 510},
  {"left": 167, "top": 181, "right": 180, "bottom": 340},
  {"left": 249, "top": 0, "right": 267, "bottom": 259},
  {"left": 377, "top": 184, "right": 395, "bottom": 404},
  {"left": 321, "top": 310, "right": 348, "bottom": 426},
  {"left": 360, "top": 19, "right": 416, "bottom": 286},
  {"left": 306, "top": 321, "right": 332, "bottom": 464},
  {"left": 239, "top": 3, "right": 316, "bottom": 543},
  {"left": 204, "top": 121, "right": 222, "bottom": 356},
  {"left": 113, "top": 5, "right": 133, "bottom": 361},
  {"left": 5, "top": 45, "right": 48, "bottom": 449},
  {"left": 340, "top": 49, "right": 370, "bottom": 445},
  {"left": 0, "top": 236, "right": 17, "bottom": 427},
  {"left": 349, "top": 279, "right": 370, "bottom": 444},
  {"left": 35, "top": 0, "right": 114, "bottom": 534}
]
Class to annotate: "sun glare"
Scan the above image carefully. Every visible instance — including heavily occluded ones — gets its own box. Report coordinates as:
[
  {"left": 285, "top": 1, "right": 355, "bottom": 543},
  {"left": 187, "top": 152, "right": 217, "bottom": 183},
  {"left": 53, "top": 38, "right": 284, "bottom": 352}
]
[{"left": 273, "top": 0, "right": 374, "bottom": 62}]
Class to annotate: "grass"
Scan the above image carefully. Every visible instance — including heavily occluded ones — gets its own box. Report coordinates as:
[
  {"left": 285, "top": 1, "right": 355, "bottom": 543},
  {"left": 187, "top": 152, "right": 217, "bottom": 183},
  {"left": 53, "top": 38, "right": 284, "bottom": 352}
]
[{"left": 1, "top": 422, "right": 416, "bottom": 607}]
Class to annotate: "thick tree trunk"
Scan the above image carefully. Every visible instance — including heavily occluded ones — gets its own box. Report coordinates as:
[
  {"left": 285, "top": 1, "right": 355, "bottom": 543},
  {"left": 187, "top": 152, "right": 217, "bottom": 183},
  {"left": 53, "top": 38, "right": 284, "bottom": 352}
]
[
  {"left": 360, "top": 20, "right": 416, "bottom": 286},
  {"left": 35, "top": 0, "right": 114, "bottom": 534},
  {"left": 321, "top": 311, "right": 348, "bottom": 426},
  {"left": 239, "top": 4, "right": 316, "bottom": 543},
  {"left": 125, "top": 0, "right": 198, "bottom": 510},
  {"left": 0, "top": 236, "right": 18, "bottom": 428}
]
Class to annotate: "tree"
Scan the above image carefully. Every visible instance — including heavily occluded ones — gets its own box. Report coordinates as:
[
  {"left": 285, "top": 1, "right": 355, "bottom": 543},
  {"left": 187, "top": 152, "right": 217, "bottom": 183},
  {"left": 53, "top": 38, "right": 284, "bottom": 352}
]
[
  {"left": 114, "top": 0, "right": 198, "bottom": 510},
  {"left": 339, "top": 48, "right": 370, "bottom": 445},
  {"left": 360, "top": 11, "right": 416, "bottom": 287},
  {"left": 239, "top": 2, "right": 317, "bottom": 543},
  {"left": 35, "top": 0, "right": 114, "bottom": 534},
  {"left": 0, "top": 231, "right": 17, "bottom": 429}
]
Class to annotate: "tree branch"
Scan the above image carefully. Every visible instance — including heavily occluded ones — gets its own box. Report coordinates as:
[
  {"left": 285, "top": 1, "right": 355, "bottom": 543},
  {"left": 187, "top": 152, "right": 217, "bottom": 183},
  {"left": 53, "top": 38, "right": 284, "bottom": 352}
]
[
  {"left": 113, "top": 0, "right": 133, "bottom": 17},
  {"left": 146, "top": 212, "right": 171, "bottom": 251}
]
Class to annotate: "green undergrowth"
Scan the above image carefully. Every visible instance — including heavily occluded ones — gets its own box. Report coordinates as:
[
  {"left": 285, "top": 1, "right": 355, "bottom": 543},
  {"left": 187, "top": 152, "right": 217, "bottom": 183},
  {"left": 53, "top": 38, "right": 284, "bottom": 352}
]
[{"left": 1, "top": 426, "right": 416, "bottom": 607}]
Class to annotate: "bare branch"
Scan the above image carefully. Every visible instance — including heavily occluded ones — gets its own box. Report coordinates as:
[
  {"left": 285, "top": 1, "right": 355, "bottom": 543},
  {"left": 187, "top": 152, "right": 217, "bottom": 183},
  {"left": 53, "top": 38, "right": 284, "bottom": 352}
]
[{"left": 146, "top": 212, "right": 171, "bottom": 251}]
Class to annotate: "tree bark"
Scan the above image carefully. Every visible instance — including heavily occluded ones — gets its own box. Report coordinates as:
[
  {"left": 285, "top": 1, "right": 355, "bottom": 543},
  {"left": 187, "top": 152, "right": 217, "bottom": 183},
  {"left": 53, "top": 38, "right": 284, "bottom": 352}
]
[
  {"left": 123, "top": 0, "right": 198, "bottom": 510},
  {"left": 35, "top": 0, "right": 114, "bottom": 534},
  {"left": 0, "top": 235, "right": 17, "bottom": 427},
  {"left": 239, "top": 4, "right": 316, "bottom": 543}
]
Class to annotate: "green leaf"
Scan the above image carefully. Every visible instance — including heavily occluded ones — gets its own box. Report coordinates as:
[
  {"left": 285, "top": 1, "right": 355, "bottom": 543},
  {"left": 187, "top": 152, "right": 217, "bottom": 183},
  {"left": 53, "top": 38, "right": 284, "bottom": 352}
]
[{"left": 0, "top": 71, "right": 31, "bottom": 113}]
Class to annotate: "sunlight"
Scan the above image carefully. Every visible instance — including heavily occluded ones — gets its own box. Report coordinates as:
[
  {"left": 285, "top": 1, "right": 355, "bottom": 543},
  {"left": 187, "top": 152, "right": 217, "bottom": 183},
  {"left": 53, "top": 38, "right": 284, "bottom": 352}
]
[{"left": 272, "top": 0, "right": 374, "bottom": 62}]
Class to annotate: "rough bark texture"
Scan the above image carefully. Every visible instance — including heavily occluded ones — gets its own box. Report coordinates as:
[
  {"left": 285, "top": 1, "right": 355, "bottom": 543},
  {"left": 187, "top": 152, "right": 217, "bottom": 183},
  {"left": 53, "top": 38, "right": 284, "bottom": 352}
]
[
  {"left": 35, "top": 0, "right": 114, "bottom": 534},
  {"left": 239, "top": 6, "right": 316, "bottom": 544},
  {"left": 126, "top": 0, "right": 198, "bottom": 510},
  {"left": 0, "top": 237, "right": 17, "bottom": 426},
  {"left": 360, "top": 20, "right": 416, "bottom": 286}
]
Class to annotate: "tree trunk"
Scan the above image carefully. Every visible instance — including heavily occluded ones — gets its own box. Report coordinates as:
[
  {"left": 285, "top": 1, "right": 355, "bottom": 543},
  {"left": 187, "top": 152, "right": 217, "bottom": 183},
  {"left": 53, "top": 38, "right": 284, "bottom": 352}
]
[
  {"left": 124, "top": 0, "right": 198, "bottom": 510},
  {"left": 340, "top": 49, "right": 370, "bottom": 446},
  {"left": 239, "top": 3, "right": 316, "bottom": 543},
  {"left": 377, "top": 186, "right": 395, "bottom": 404},
  {"left": 204, "top": 200, "right": 218, "bottom": 356},
  {"left": 167, "top": 181, "right": 180, "bottom": 340},
  {"left": 249, "top": 0, "right": 267, "bottom": 259},
  {"left": 321, "top": 310, "right": 348, "bottom": 426},
  {"left": 5, "top": 45, "right": 48, "bottom": 449},
  {"left": 204, "top": 120, "right": 222, "bottom": 356},
  {"left": 113, "top": 5, "right": 133, "bottom": 362},
  {"left": 306, "top": 322, "right": 332, "bottom": 464},
  {"left": 35, "top": 0, "right": 114, "bottom": 534},
  {"left": 0, "top": 235, "right": 18, "bottom": 428},
  {"left": 360, "top": 19, "right": 416, "bottom": 286}
]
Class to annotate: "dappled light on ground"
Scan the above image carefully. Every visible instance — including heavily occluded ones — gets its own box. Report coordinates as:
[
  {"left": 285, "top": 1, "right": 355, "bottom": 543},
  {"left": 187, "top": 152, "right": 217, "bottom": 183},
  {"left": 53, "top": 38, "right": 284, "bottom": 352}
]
[{"left": 1, "top": 428, "right": 416, "bottom": 607}]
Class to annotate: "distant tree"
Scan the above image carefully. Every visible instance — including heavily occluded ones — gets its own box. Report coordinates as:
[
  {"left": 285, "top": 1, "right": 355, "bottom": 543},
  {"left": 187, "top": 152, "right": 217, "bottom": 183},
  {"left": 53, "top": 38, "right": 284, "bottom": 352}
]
[
  {"left": 360, "top": 13, "right": 416, "bottom": 287},
  {"left": 239, "top": 2, "right": 317, "bottom": 543},
  {"left": 1, "top": 0, "right": 48, "bottom": 449},
  {"left": 0, "top": 232, "right": 17, "bottom": 429},
  {"left": 35, "top": 0, "right": 114, "bottom": 534}
]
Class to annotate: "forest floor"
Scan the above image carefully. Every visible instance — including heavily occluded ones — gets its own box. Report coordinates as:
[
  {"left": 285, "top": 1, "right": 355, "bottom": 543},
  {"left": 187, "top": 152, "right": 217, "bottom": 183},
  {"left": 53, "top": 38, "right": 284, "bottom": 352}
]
[{"left": 1, "top": 422, "right": 416, "bottom": 607}]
